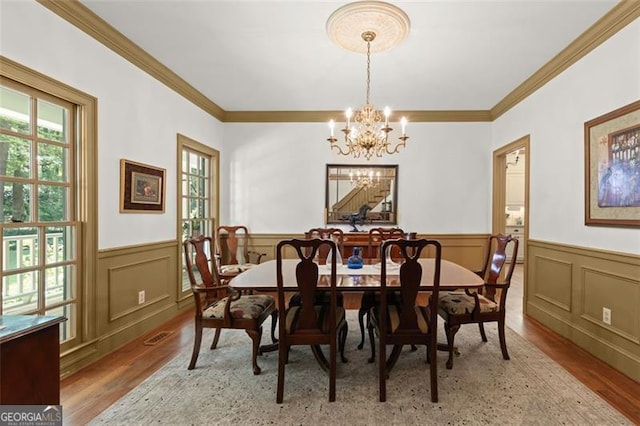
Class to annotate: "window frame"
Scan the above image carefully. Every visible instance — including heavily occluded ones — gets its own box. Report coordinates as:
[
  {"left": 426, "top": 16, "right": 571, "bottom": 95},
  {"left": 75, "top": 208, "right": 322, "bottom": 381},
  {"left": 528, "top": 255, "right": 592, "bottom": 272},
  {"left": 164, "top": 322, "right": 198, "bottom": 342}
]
[
  {"left": 0, "top": 57, "right": 98, "bottom": 352},
  {"left": 177, "top": 133, "right": 219, "bottom": 302}
]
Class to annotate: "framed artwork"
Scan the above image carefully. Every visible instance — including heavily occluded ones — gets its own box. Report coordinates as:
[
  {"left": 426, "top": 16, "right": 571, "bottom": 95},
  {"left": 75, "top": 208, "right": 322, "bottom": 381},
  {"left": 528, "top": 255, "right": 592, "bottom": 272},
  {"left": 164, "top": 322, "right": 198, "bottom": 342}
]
[
  {"left": 584, "top": 100, "right": 640, "bottom": 227},
  {"left": 120, "top": 159, "right": 166, "bottom": 213}
]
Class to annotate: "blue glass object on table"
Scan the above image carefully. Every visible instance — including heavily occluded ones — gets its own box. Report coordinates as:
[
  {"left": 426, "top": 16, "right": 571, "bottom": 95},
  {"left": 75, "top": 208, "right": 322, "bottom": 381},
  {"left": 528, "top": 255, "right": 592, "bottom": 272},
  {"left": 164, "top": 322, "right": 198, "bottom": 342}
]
[{"left": 347, "top": 247, "right": 364, "bottom": 269}]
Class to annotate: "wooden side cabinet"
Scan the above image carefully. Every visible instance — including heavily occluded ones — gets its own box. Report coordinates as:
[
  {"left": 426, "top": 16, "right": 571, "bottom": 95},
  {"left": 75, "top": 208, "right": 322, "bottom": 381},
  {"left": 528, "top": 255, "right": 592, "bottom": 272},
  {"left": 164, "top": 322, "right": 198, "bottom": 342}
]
[{"left": 0, "top": 315, "right": 66, "bottom": 405}]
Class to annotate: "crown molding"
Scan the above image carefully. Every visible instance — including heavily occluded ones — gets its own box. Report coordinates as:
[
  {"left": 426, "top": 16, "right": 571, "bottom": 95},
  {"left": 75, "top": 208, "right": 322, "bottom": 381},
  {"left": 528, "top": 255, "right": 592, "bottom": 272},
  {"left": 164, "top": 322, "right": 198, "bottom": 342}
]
[
  {"left": 37, "top": 0, "right": 637, "bottom": 124},
  {"left": 223, "top": 110, "right": 492, "bottom": 123},
  {"left": 36, "top": 0, "right": 225, "bottom": 121},
  {"left": 491, "top": 0, "right": 640, "bottom": 120}
]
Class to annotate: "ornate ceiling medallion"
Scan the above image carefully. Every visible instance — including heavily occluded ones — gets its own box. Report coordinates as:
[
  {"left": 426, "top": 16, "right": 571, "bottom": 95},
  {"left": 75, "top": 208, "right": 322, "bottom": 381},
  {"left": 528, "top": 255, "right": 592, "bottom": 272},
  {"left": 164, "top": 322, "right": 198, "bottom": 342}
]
[{"left": 326, "top": 1, "right": 410, "bottom": 53}]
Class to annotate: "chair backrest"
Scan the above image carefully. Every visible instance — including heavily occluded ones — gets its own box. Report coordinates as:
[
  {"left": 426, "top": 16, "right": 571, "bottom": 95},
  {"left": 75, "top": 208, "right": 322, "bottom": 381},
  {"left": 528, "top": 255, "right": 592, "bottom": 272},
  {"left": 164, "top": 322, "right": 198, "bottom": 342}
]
[
  {"left": 379, "top": 238, "right": 442, "bottom": 340},
  {"left": 368, "top": 227, "right": 407, "bottom": 260},
  {"left": 276, "top": 238, "right": 338, "bottom": 337},
  {"left": 305, "top": 227, "right": 344, "bottom": 264},
  {"left": 183, "top": 235, "right": 223, "bottom": 311},
  {"left": 216, "top": 225, "right": 250, "bottom": 266},
  {"left": 478, "top": 234, "right": 519, "bottom": 302}
]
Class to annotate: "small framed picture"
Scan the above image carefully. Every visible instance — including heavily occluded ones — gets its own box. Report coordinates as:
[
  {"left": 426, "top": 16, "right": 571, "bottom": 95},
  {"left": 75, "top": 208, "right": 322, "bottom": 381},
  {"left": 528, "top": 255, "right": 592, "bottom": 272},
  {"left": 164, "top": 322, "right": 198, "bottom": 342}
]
[
  {"left": 120, "top": 159, "right": 166, "bottom": 213},
  {"left": 584, "top": 100, "right": 640, "bottom": 227}
]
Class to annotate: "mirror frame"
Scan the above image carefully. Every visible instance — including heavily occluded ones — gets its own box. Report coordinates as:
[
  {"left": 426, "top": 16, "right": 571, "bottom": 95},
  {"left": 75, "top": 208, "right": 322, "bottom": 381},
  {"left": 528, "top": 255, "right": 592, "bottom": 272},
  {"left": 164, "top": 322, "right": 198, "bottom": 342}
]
[{"left": 325, "top": 164, "right": 398, "bottom": 226}]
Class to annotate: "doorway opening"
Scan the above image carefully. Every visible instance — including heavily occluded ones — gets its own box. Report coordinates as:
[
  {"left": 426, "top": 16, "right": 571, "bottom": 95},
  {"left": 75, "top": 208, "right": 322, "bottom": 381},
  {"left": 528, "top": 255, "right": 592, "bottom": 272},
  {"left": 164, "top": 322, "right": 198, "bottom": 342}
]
[{"left": 492, "top": 135, "right": 529, "bottom": 315}]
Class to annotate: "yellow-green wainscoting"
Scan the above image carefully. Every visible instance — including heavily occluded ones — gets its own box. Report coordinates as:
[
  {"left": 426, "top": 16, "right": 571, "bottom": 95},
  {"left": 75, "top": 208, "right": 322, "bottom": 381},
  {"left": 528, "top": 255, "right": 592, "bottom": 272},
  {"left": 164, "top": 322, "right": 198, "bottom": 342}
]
[
  {"left": 248, "top": 233, "right": 489, "bottom": 270},
  {"left": 527, "top": 239, "right": 640, "bottom": 382},
  {"left": 59, "top": 233, "right": 488, "bottom": 377},
  {"left": 60, "top": 240, "right": 181, "bottom": 378}
]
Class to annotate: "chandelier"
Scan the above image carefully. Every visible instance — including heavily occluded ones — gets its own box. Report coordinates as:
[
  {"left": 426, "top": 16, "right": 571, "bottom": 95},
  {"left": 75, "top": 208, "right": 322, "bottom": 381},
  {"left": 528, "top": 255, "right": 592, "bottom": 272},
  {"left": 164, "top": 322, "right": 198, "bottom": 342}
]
[
  {"left": 350, "top": 168, "right": 380, "bottom": 190},
  {"left": 327, "top": 31, "right": 408, "bottom": 160},
  {"left": 326, "top": 1, "right": 411, "bottom": 160}
]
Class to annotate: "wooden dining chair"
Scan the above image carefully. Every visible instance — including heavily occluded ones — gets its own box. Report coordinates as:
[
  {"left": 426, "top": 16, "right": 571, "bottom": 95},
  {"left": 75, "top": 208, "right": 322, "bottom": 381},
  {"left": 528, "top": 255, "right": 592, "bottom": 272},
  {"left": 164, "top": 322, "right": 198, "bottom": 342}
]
[
  {"left": 216, "top": 225, "right": 266, "bottom": 280},
  {"left": 357, "top": 227, "right": 409, "bottom": 351},
  {"left": 183, "top": 235, "right": 277, "bottom": 375},
  {"left": 306, "top": 227, "right": 344, "bottom": 264},
  {"left": 288, "top": 227, "right": 345, "bottom": 308},
  {"left": 368, "top": 238, "right": 442, "bottom": 402},
  {"left": 275, "top": 238, "right": 348, "bottom": 403},
  {"left": 437, "top": 234, "right": 519, "bottom": 369}
]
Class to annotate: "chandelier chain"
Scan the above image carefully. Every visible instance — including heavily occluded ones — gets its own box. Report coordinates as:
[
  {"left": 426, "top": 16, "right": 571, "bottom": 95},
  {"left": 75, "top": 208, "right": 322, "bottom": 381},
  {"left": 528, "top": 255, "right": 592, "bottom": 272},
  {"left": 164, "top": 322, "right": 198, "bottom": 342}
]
[{"left": 366, "top": 40, "right": 371, "bottom": 105}]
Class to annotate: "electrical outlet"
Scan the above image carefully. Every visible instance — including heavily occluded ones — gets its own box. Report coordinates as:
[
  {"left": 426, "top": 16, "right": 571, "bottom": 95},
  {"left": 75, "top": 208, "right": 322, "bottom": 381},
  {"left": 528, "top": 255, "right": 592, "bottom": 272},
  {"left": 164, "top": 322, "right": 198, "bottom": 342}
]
[
  {"left": 138, "top": 290, "right": 145, "bottom": 305},
  {"left": 602, "top": 307, "right": 611, "bottom": 325}
]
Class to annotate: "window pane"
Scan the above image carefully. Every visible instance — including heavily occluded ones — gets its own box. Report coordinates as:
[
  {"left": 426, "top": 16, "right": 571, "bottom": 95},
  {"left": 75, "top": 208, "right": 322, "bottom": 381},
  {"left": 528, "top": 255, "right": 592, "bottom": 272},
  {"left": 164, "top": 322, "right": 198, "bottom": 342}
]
[
  {"left": 196, "top": 177, "right": 206, "bottom": 197},
  {"left": 38, "top": 184, "right": 67, "bottom": 222},
  {"left": 38, "top": 142, "right": 67, "bottom": 182},
  {"left": 197, "top": 198, "right": 206, "bottom": 218},
  {"left": 181, "top": 175, "right": 188, "bottom": 197},
  {"left": 45, "top": 265, "right": 75, "bottom": 305},
  {"left": 2, "top": 181, "right": 32, "bottom": 223},
  {"left": 188, "top": 175, "right": 200, "bottom": 197},
  {"left": 182, "top": 150, "right": 188, "bottom": 170},
  {"left": 37, "top": 99, "right": 67, "bottom": 143},
  {"left": 2, "top": 270, "right": 39, "bottom": 314},
  {"left": 0, "top": 86, "right": 30, "bottom": 134},
  {"left": 3, "top": 227, "right": 39, "bottom": 271},
  {"left": 192, "top": 220, "right": 205, "bottom": 236},
  {"left": 188, "top": 152, "right": 202, "bottom": 176},
  {"left": 0, "top": 135, "right": 31, "bottom": 178},
  {"left": 181, "top": 220, "right": 190, "bottom": 242},
  {"left": 188, "top": 197, "right": 199, "bottom": 219},
  {"left": 182, "top": 197, "right": 189, "bottom": 218},
  {"left": 45, "top": 225, "right": 75, "bottom": 264},
  {"left": 46, "top": 304, "right": 75, "bottom": 342}
]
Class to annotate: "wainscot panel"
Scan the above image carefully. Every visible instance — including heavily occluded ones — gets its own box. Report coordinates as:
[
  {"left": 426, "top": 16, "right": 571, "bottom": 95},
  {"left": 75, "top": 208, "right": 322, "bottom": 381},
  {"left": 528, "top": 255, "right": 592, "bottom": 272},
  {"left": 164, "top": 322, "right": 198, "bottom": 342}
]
[
  {"left": 527, "top": 239, "right": 640, "bottom": 382},
  {"left": 60, "top": 240, "right": 183, "bottom": 378},
  {"left": 247, "top": 233, "right": 488, "bottom": 270}
]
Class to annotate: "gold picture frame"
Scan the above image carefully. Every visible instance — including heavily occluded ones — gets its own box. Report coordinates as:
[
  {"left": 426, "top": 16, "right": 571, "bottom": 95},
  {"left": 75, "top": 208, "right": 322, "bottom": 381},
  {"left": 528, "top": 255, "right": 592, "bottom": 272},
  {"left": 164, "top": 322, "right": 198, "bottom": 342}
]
[
  {"left": 119, "top": 159, "right": 166, "bottom": 213},
  {"left": 584, "top": 100, "right": 640, "bottom": 227}
]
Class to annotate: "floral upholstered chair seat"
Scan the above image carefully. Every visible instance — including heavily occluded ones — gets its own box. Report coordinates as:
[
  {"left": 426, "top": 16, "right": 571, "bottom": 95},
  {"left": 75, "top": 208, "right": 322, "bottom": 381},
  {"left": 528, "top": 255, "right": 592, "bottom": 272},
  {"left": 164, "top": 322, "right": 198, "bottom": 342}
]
[
  {"left": 219, "top": 263, "right": 256, "bottom": 276},
  {"left": 203, "top": 294, "right": 274, "bottom": 320},
  {"left": 438, "top": 291, "right": 499, "bottom": 315}
]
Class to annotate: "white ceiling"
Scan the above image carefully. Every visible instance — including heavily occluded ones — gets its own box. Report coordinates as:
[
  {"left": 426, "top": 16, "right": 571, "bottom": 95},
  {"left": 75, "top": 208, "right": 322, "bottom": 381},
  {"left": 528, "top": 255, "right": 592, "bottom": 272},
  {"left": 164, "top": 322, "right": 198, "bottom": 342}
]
[{"left": 79, "top": 0, "right": 618, "bottom": 112}]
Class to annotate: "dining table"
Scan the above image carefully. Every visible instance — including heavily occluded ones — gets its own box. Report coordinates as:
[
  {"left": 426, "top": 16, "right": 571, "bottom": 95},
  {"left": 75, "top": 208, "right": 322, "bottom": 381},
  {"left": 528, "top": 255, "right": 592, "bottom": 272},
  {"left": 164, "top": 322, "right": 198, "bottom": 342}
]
[
  {"left": 229, "top": 258, "right": 484, "bottom": 292},
  {"left": 230, "top": 258, "right": 484, "bottom": 366}
]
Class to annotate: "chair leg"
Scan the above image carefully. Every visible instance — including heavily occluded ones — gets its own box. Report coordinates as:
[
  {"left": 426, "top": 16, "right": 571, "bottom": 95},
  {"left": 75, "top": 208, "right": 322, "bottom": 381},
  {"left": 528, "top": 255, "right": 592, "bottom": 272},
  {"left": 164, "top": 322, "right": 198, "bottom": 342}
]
[
  {"left": 270, "top": 310, "right": 278, "bottom": 343},
  {"left": 478, "top": 322, "right": 488, "bottom": 342},
  {"left": 210, "top": 328, "right": 221, "bottom": 349},
  {"left": 386, "top": 345, "right": 402, "bottom": 373},
  {"left": 429, "top": 333, "right": 438, "bottom": 402},
  {"left": 498, "top": 319, "right": 510, "bottom": 360},
  {"left": 339, "top": 322, "right": 349, "bottom": 363},
  {"left": 188, "top": 322, "right": 203, "bottom": 370},
  {"left": 444, "top": 322, "right": 461, "bottom": 370},
  {"left": 357, "top": 305, "right": 367, "bottom": 350},
  {"left": 367, "top": 320, "right": 376, "bottom": 363},
  {"left": 329, "top": 331, "right": 337, "bottom": 402},
  {"left": 277, "top": 340, "right": 286, "bottom": 403},
  {"left": 379, "top": 331, "right": 386, "bottom": 402},
  {"left": 246, "top": 328, "right": 263, "bottom": 375}
]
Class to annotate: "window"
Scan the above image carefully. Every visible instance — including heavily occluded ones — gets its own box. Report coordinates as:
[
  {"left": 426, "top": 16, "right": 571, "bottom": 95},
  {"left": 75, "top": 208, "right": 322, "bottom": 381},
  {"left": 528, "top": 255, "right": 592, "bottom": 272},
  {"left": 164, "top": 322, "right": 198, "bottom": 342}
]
[
  {"left": 0, "top": 81, "right": 78, "bottom": 342},
  {"left": 1, "top": 57, "right": 96, "bottom": 354},
  {"left": 178, "top": 134, "right": 219, "bottom": 294}
]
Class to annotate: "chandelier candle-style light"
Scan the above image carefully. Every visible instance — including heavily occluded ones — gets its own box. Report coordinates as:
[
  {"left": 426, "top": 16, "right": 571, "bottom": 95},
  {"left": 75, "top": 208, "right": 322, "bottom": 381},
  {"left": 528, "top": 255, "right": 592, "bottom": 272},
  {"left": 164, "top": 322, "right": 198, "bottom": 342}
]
[{"left": 326, "top": 1, "right": 411, "bottom": 160}]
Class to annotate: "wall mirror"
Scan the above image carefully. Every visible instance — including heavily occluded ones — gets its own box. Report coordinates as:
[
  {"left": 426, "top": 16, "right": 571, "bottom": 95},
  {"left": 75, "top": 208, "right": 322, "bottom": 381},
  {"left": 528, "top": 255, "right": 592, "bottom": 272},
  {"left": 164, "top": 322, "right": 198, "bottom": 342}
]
[{"left": 325, "top": 164, "right": 398, "bottom": 227}]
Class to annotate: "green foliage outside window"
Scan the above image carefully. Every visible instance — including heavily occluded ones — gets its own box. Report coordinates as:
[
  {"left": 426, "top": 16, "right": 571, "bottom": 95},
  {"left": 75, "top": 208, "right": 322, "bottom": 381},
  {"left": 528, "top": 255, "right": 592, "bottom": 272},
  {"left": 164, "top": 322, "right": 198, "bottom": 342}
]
[{"left": 1, "top": 116, "right": 66, "bottom": 223}]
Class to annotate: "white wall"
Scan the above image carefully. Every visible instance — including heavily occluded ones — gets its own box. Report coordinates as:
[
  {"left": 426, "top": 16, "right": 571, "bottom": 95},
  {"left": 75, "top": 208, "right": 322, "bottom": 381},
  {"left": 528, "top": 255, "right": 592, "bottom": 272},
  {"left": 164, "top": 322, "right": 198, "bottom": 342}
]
[
  {"left": 492, "top": 19, "right": 640, "bottom": 254},
  {"left": 222, "top": 121, "right": 493, "bottom": 234},
  {"left": 1, "top": 2, "right": 224, "bottom": 249}
]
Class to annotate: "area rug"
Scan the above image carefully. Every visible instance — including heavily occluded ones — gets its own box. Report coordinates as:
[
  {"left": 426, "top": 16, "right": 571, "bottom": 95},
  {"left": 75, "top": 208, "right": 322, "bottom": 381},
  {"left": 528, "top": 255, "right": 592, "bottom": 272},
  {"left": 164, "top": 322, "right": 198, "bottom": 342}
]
[{"left": 90, "top": 312, "right": 631, "bottom": 425}]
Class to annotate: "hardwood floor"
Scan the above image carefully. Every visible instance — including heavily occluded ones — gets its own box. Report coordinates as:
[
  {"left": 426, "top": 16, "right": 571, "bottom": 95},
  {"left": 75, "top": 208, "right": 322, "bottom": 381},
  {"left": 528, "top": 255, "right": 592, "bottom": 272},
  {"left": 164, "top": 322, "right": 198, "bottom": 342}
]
[{"left": 60, "top": 264, "right": 640, "bottom": 425}]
